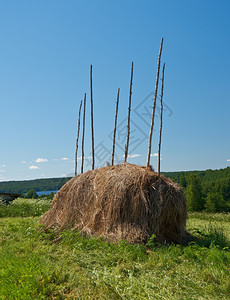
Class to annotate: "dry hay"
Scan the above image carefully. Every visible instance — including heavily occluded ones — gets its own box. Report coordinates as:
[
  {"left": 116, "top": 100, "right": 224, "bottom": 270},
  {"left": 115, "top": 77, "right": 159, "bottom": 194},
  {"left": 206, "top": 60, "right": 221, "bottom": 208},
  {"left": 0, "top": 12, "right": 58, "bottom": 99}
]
[{"left": 40, "top": 163, "right": 188, "bottom": 244}]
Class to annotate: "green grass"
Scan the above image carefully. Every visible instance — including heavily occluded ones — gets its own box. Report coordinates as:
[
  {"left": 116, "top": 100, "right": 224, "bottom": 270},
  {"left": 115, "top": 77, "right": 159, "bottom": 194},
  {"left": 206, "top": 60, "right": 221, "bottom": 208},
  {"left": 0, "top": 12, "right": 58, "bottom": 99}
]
[
  {"left": 0, "top": 201, "right": 229, "bottom": 299},
  {"left": 0, "top": 198, "right": 51, "bottom": 218},
  {"left": 187, "top": 212, "right": 230, "bottom": 242}
]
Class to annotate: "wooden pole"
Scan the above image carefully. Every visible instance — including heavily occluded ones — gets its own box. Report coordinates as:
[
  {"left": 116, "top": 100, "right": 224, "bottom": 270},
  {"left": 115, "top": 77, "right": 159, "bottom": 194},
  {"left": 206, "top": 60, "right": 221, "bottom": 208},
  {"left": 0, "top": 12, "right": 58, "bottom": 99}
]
[
  {"left": 90, "top": 64, "right": 95, "bottom": 170},
  {"left": 158, "top": 63, "right": 165, "bottom": 178},
  {"left": 147, "top": 38, "right": 164, "bottom": 167},
  {"left": 124, "top": 61, "right": 133, "bottom": 162},
  {"left": 111, "top": 88, "right": 120, "bottom": 166},
  {"left": 75, "top": 100, "right": 82, "bottom": 176},
  {"left": 81, "top": 93, "right": 86, "bottom": 174}
]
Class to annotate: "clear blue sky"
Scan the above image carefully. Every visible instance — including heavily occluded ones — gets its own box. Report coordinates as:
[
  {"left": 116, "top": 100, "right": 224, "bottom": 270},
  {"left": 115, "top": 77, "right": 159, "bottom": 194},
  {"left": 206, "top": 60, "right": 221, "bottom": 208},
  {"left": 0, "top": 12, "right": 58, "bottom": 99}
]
[{"left": 0, "top": 0, "right": 229, "bottom": 181}]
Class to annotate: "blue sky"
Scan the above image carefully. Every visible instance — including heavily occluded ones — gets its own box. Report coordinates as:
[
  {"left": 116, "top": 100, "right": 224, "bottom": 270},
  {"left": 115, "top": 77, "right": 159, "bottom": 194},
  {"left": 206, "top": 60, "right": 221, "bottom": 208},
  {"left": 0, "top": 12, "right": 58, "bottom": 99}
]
[{"left": 0, "top": 0, "right": 229, "bottom": 181}]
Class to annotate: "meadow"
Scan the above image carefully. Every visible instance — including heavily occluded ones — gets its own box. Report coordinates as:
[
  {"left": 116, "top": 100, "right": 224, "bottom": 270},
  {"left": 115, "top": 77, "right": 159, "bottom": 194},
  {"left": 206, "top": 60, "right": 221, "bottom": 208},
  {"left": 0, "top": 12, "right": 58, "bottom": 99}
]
[{"left": 0, "top": 199, "right": 229, "bottom": 299}]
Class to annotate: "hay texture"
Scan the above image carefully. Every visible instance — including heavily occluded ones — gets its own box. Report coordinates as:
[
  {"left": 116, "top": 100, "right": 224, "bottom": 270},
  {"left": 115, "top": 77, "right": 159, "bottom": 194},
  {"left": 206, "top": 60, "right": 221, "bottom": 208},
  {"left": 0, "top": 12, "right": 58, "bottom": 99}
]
[{"left": 40, "top": 163, "right": 188, "bottom": 244}]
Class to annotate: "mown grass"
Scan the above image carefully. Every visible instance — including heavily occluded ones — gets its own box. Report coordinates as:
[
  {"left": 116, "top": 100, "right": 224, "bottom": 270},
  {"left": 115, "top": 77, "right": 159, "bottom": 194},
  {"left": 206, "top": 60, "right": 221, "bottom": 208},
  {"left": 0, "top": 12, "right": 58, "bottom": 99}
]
[
  {"left": 0, "top": 200, "right": 229, "bottom": 299},
  {"left": 187, "top": 212, "right": 230, "bottom": 242}
]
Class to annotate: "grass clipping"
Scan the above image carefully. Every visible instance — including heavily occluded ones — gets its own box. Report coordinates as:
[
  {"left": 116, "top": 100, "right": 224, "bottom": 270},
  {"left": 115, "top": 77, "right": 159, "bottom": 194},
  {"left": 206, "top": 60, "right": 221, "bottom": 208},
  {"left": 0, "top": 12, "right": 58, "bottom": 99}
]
[{"left": 40, "top": 163, "right": 188, "bottom": 244}]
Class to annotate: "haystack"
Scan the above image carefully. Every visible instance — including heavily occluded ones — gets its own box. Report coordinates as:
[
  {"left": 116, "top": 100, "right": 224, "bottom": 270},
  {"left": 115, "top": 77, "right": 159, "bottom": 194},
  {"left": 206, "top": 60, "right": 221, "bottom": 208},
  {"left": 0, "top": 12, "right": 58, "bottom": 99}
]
[{"left": 40, "top": 163, "right": 188, "bottom": 244}]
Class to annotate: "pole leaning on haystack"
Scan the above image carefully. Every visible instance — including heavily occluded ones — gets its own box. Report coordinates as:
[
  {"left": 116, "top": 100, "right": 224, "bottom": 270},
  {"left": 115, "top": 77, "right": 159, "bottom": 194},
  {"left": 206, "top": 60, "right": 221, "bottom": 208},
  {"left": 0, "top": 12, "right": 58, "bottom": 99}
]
[
  {"left": 81, "top": 93, "right": 86, "bottom": 174},
  {"left": 158, "top": 63, "right": 165, "bottom": 178},
  {"left": 90, "top": 64, "right": 95, "bottom": 170},
  {"left": 75, "top": 100, "right": 83, "bottom": 176},
  {"left": 124, "top": 61, "right": 134, "bottom": 163},
  {"left": 111, "top": 88, "right": 120, "bottom": 166},
  {"left": 147, "top": 38, "right": 164, "bottom": 167}
]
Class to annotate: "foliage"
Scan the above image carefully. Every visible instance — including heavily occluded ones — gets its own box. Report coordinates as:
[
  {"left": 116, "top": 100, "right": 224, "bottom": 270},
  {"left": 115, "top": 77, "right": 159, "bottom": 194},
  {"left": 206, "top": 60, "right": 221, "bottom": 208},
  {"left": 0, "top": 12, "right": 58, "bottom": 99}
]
[
  {"left": 0, "top": 214, "right": 229, "bottom": 299},
  {"left": 0, "top": 198, "right": 51, "bottom": 218},
  {"left": 0, "top": 177, "right": 72, "bottom": 194},
  {"left": 163, "top": 166, "right": 230, "bottom": 185},
  {"left": 186, "top": 174, "right": 204, "bottom": 211},
  {"left": 205, "top": 192, "right": 227, "bottom": 213},
  {"left": 164, "top": 167, "right": 230, "bottom": 213},
  {"left": 38, "top": 191, "right": 55, "bottom": 200},
  {"left": 24, "top": 188, "right": 38, "bottom": 199}
]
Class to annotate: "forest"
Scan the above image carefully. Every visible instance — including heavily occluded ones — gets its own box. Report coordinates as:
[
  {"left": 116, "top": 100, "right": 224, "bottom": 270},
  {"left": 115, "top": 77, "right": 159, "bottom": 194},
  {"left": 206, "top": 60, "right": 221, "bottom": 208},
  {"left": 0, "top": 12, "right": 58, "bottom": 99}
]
[
  {"left": 163, "top": 166, "right": 230, "bottom": 212},
  {"left": 0, "top": 177, "right": 71, "bottom": 194},
  {"left": 0, "top": 167, "right": 229, "bottom": 213}
]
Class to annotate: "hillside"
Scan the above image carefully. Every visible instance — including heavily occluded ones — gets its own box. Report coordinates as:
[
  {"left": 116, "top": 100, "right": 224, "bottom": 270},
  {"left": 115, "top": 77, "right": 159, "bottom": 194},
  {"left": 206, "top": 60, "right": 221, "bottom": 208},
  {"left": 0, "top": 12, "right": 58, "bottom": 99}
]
[
  {"left": 163, "top": 167, "right": 230, "bottom": 186},
  {"left": 0, "top": 177, "right": 72, "bottom": 194}
]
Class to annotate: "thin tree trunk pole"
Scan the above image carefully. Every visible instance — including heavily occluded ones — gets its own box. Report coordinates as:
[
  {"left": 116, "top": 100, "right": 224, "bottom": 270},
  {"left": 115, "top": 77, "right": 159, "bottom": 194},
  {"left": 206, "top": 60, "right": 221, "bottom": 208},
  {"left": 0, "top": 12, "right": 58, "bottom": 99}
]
[
  {"left": 158, "top": 63, "right": 165, "bottom": 178},
  {"left": 147, "top": 38, "right": 164, "bottom": 167},
  {"left": 90, "top": 64, "right": 95, "bottom": 170},
  {"left": 124, "top": 61, "right": 134, "bottom": 162},
  {"left": 75, "top": 100, "right": 83, "bottom": 176},
  {"left": 111, "top": 88, "right": 120, "bottom": 166},
  {"left": 81, "top": 93, "right": 86, "bottom": 174}
]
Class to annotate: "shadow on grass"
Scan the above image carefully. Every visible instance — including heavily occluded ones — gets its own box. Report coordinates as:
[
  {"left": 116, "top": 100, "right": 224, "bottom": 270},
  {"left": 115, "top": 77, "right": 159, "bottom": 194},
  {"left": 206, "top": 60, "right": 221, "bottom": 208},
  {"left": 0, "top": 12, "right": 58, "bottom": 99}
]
[
  {"left": 146, "top": 225, "right": 229, "bottom": 251},
  {"left": 187, "top": 225, "right": 230, "bottom": 249}
]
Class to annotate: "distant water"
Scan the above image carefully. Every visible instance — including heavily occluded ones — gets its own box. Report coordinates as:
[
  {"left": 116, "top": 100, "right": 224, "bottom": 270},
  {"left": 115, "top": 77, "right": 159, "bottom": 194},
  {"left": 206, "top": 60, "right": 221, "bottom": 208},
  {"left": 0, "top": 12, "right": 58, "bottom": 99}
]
[{"left": 37, "top": 190, "right": 58, "bottom": 196}]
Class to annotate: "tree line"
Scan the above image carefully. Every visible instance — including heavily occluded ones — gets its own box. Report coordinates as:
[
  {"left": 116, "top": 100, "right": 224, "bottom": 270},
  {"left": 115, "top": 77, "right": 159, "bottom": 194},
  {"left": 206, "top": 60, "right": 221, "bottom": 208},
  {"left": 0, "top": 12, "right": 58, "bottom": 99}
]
[
  {"left": 0, "top": 177, "right": 71, "bottom": 194},
  {"left": 163, "top": 167, "right": 230, "bottom": 212}
]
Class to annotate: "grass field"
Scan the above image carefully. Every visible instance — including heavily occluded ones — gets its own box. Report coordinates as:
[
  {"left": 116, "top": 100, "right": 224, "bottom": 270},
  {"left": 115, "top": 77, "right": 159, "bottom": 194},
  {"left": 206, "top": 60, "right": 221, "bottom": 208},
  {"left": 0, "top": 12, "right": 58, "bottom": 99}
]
[{"left": 0, "top": 199, "right": 229, "bottom": 299}]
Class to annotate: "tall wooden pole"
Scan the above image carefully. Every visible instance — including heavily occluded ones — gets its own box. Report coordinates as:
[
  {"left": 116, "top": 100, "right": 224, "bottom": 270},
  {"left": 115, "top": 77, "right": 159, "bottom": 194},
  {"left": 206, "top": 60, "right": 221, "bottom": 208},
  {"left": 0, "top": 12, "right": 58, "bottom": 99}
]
[
  {"left": 147, "top": 38, "right": 164, "bottom": 167},
  {"left": 158, "top": 63, "right": 165, "bottom": 177},
  {"left": 90, "top": 64, "right": 95, "bottom": 170},
  {"left": 124, "top": 61, "right": 134, "bottom": 162},
  {"left": 75, "top": 100, "right": 82, "bottom": 176},
  {"left": 81, "top": 93, "right": 86, "bottom": 174},
  {"left": 111, "top": 88, "right": 120, "bottom": 166}
]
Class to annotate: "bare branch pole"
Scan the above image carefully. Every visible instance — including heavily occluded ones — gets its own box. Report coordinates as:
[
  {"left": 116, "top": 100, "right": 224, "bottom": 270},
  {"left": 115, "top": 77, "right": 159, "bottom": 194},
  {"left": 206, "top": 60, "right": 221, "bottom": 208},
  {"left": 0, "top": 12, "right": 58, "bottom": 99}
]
[
  {"left": 75, "top": 100, "right": 83, "bottom": 176},
  {"left": 90, "top": 64, "right": 95, "bottom": 170},
  {"left": 158, "top": 63, "right": 165, "bottom": 178},
  {"left": 111, "top": 88, "right": 120, "bottom": 166},
  {"left": 81, "top": 93, "right": 86, "bottom": 174},
  {"left": 124, "top": 61, "right": 134, "bottom": 162},
  {"left": 147, "top": 38, "right": 164, "bottom": 167}
]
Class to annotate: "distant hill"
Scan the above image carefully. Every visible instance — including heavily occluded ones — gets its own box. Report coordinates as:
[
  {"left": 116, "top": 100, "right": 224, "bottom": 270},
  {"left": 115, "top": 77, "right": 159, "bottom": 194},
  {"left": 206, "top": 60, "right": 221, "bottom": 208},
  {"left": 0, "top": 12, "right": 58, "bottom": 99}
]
[
  {"left": 162, "top": 167, "right": 230, "bottom": 212},
  {"left": 162, "top": 167, "right": 230, "bottom": 186},
  {"left": 0, "top": 177, "right": 72, "bottom": 194}
]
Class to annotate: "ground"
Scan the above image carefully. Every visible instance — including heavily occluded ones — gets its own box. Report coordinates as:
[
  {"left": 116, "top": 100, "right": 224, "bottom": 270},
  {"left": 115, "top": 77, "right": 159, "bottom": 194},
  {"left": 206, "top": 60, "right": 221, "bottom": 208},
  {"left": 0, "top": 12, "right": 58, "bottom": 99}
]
[{"left": 0, "top": 199, "right": 229, "bottom": 299}]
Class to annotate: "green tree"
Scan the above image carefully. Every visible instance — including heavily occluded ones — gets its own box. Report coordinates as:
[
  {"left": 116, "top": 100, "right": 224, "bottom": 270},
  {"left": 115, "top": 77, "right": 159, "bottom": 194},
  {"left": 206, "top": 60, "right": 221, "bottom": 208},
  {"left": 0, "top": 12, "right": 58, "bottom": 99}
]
[
  {"left": 205, "top": 192, "right": 227, "bottom": 212},
  {"left": 179, "top": 174, "right": 187, "bottom": 188},
  {"left": 25, "top": 189, "right": 38, "bottom": 199},
  {"left": 186, "top": 175, "right": 204, "bottom": 211},
  {"left": 47, "top": 192, "right": 55, "bottom": 200}
]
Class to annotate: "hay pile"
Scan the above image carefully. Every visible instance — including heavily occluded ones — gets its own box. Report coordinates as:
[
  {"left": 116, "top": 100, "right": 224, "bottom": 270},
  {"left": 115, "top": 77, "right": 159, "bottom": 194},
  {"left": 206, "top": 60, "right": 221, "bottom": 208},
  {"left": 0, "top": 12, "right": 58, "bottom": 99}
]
[{"left": 40, "top": 163, "right": 188, "bottom": 244}]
